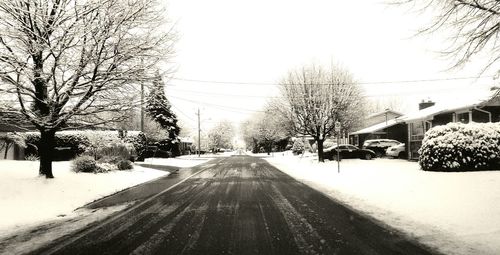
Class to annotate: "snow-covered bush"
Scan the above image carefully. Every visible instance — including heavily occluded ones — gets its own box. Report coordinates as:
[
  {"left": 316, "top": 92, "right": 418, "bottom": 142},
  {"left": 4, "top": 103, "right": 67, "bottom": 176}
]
[
  {"left": 84, "top": 132, "right": 122, "bottom": 159},
  {"left": 23, "top": 130, "right": 145, "bottom": 161},
  {"left": 95, "top": 162, "right": 117, "bottom": 173},
  {"left": 419, "top": 122, "right": 500, "bottom": 171},
  {"left": 72, "top": 155, "right": 98, "bottom": 173},
  {"left": 123, "top": 132, "right": 146, "bottom": 160},
  {"left": 25, "top": 131, "right": 90, "bottom": 160},
  {"left": 117, "top": 159, "right": 133, "bottom": 170},
  {"left": 291, "top": 139, "right": 312, "bottom": 154}
]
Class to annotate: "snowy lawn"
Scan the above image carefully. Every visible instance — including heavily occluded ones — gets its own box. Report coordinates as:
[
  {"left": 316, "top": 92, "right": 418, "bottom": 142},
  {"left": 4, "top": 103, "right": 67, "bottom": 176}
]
[
  {"left": 265, "top": 155, "right": 500, "bottom": 255},
  {"left": 0, "top": 160, "right": 168, "bottom": 236}
]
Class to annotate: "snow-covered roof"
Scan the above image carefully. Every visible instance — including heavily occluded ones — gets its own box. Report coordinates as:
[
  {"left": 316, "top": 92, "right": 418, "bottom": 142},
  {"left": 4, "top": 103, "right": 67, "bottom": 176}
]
[
  {"left": 401, "top": 93, "right": 494, "bottom": 122},
  {"left": 350, "top": 118, "right": 401, "bottom": 135},
  {"left": 366, "top": 109, "right": 403, "bottom": 119}
]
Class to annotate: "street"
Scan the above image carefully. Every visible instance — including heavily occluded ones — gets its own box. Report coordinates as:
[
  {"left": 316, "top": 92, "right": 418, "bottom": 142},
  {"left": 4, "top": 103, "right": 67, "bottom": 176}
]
[{"left": 30, "top": 155, "right": 437, "bottom": 255}]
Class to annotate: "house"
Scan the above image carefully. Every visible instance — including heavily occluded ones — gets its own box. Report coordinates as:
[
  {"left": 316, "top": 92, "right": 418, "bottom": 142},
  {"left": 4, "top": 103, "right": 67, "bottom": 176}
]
[
  {"left": 350, "top": 109, "right": 405, "bottom": 147},
  {"left": 349, "top": 119, "right": 407, "bottom": 148},
  {"left": 349, "top": 90, "right": 500, "bottom": 160},
  {"left": 179, "top": 137, "right": 194, "bottom": 155},
  {"left": 401, "top": 93, "right": 500, "bottom": 159}
]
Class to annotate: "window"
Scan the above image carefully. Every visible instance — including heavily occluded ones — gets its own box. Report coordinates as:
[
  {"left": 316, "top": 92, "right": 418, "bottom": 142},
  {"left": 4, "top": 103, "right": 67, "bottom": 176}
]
[
  {"left": 410, "top": 122, "right": 425, "bottom": 141},
  {"left": 457, "top": 112, "right": 470, "bottom": 124},
  {"left": 347, "top": 145, "right": 358, "bottom": 150}
]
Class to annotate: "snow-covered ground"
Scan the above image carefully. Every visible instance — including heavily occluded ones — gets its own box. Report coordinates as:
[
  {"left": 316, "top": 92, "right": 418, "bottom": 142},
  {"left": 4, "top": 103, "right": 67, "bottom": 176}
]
[
  {"left": 265, "top": 154, "right": 500, "bottom": 255},
  {"left": 0, "top": 160, "right": 168, "bottom": 236}
]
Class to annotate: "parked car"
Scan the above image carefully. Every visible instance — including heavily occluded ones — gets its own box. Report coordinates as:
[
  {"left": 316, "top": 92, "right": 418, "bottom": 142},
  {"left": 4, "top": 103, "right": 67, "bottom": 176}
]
[
  {"left": 362, "top": 139, "right": 402, "bottom": 157},
  {"left": 386, "top": 143, "right": 406, "bottom": 159},
  {"left": 324, "top": 144, "right": 376, "bottom": 160}
]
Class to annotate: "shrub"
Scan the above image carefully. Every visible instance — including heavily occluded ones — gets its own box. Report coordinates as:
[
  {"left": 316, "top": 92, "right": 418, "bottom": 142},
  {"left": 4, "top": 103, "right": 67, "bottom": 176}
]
[
  {"left": 419, "top": 122, "right": 500, "bottom": 171},
  {"left": 24, "top": 154, "right": 39, "bottom": 161},
  {"left": 291, "top": 139, "right": 312, "bottom": 154},
  {"left": 117, "top": 159, "right": 133, "bottom": 170},
  {"left": 23, "top": 130, "right": 146, "bottom": 161},
  {"left": 97, "top": 142, "right": 134, "bottom": 161},
  {"left": 96, "top": 162, "right": 116, "bottom": 173},
  {"left": 72, "top": 155, "right": 98, "bottom": 173},
  {"left": 25, "top": 132, "right": 90, "bottom": 161},
  {"left": 124, "top": 132, "right": 147, "bottom": 161}
]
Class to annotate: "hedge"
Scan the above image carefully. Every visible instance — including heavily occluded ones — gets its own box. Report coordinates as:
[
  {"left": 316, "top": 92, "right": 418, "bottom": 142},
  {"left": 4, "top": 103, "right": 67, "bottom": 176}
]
[
  {"left": 419, "top": 122, "right": 500, "bottom": 171},
  {"left": 24, "top": 130, "right": 147, "bottom": 161}
]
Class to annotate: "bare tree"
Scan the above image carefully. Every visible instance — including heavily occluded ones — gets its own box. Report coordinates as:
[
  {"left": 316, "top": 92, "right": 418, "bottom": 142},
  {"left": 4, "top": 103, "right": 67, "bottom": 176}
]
[
  {"left": 0, "top": 0, "right": 174, "bottom": 178},
  {"left": 397, "top": 0, "right": 500, "bottom": 72},
  {"left": 280, "top": 64, "right": 365, "bottom": 162},
  {"left": 366, "top": 96, "right": 406, "bottom": 115},
  {"left": 207, "top": 120, "right": 235, "bottom": 152},
  {"left": 241, "top": 101, "right": 292, "bottom": 154}
]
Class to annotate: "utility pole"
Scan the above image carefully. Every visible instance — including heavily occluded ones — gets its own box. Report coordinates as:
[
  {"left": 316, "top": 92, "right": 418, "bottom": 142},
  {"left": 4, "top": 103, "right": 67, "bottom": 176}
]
[
  {"left": 197, "top": 108, "right": 201, "bottom": 157},
  {"left": 140, "top": 82, "right": 144, "bottom": 132},
  {"left": 335, "top": 121, "right": 341, "bottom": 173}
]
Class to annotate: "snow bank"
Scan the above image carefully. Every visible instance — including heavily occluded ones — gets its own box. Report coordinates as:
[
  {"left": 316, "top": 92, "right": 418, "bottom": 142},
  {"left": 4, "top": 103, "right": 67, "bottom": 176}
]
[
  {"left": 0, "top": 160, "right": 168, "bottom": 235},
  {"left": 265, "top": 156, "right": 500, "bottom": 255}
]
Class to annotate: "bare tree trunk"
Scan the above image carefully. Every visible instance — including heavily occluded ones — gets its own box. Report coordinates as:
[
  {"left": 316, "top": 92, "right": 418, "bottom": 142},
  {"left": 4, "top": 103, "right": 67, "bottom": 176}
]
[
  {"left": 3, "top": 142, "right": 9, "bottom": 159},
  {"left": 266, "top": 140, "right": 272, "bottom": 155},
  {"left": 317, "top": 139, "right": 325, "bottom": 163},
  {"left": 39, "top": 130, "right": 56, "bottom": 178}
]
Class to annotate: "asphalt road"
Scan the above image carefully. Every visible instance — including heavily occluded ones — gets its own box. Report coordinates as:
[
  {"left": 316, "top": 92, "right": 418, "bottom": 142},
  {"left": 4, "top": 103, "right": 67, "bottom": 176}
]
[{"left": 30, "top": 155, "right": 437, "bottom": 255}]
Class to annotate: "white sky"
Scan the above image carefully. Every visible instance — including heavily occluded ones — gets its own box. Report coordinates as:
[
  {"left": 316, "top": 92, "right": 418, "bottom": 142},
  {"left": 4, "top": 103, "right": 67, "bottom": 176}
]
[{"left": 162, "top": 0, "right": 498, "bottom": 134}]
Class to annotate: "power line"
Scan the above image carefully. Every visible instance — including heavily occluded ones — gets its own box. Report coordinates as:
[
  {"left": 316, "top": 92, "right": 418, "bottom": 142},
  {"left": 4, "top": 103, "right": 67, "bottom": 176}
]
[
  {"left": 168, "top": 95, "right": 265, "bottom": 113},
  {"left": 166, "top": 84, "right": 477, "bottom": 99},
  {"left": 171, "top": 104, "right": 196, "bottom": 122},
  {"left": 168, "top": 75, "right": 494, "bottom": 86}
]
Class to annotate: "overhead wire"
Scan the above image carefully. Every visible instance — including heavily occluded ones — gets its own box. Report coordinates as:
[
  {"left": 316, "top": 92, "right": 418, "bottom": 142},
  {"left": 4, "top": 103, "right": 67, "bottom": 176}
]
[
  {"left": 167, "top": 75, "right": 494, "bottom": 86},
  {"left": 165, "top": 85, "right": 474, "bottom": 99},
  {"left": 168, "top": 95, "right": 265, "bottom": 113}
]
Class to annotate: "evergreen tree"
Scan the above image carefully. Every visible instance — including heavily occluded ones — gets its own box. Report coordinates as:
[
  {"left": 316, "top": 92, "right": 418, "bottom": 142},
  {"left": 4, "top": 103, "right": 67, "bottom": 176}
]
[{"left": 146, "top": 73, "right": 181, "bottom": 156}]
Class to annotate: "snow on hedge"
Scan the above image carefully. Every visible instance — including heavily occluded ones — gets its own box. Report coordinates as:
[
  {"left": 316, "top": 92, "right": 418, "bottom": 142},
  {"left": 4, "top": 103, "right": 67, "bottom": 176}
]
[
  {"left": 419, "top": 122, "right": 500, "bottom": 171},
  {"left": 24, "top": 130, "right": 147, "bottom": 160}
]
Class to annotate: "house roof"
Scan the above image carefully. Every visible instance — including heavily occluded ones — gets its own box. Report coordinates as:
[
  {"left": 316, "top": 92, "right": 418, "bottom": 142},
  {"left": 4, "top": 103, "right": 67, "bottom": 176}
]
[
  {"left": 401, "top": 91, "right": 497, "bottom": 122},
  {"left": 350, "top": 118, "right": 401, "bottom": 135},
  {"left": 366, "top": 109, "right": 403, "bottom": 119},
  {"left": 350, "top": 89, "right": 499, "bottom": 135}
]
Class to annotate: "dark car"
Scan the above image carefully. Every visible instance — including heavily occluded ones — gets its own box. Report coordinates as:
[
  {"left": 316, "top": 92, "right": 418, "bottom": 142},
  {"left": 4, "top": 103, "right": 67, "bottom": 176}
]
[
  {"left": 362, "top": 139, "right": 401, "bottom": 157},
  {"left": 324, "top": 144, "right": 376, "bottom": 160}
]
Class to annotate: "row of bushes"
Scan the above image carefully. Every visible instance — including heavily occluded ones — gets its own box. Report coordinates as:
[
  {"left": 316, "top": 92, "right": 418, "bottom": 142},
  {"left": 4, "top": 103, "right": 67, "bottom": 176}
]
[
  {"left": 72, "top": 155, "right": 133, "bottom": 173},
  {"left": 419, "top": 122, "right": 500, "bottom": 171},
  {"left": 291, "top": 138, "right": 336, "bottom": 155},
  {"left": 24, "top": 130, "right": 147, "bottom": 161},
  {"left": 21, "top": 130, "right": 141, "bottom": 173}
]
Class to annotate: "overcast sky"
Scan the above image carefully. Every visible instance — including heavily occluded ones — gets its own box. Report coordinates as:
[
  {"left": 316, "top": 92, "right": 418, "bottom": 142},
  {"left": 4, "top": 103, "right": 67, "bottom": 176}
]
[{"left": 163, "top": 0, "right": 497, "bottom": 134}]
